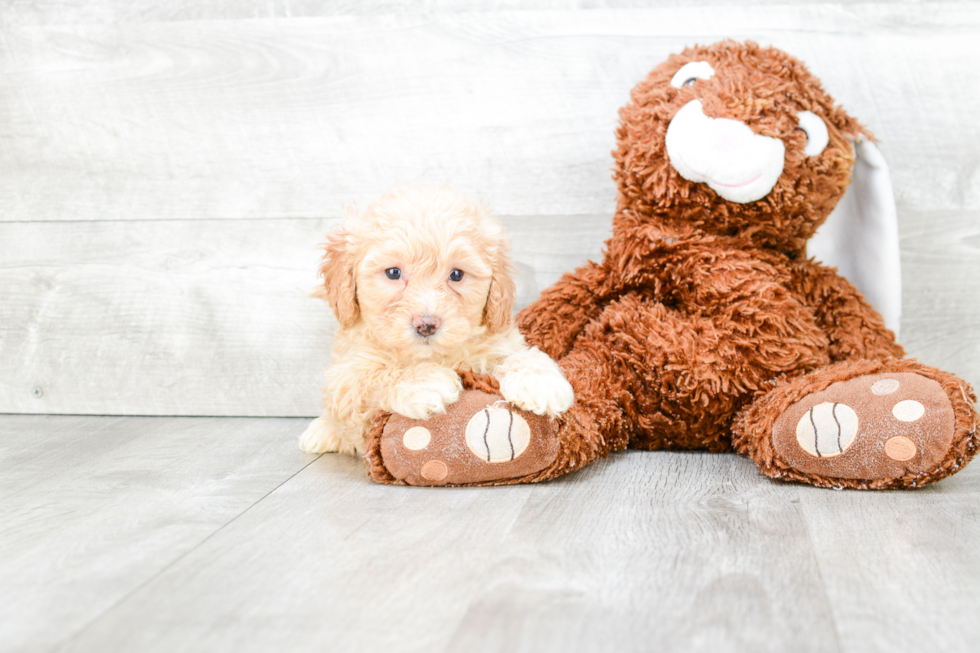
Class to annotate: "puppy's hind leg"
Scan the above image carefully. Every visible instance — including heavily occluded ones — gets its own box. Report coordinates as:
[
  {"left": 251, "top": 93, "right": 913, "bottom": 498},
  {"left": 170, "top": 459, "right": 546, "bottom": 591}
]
[{"left": 299, "top": 415, "right": 364, "bottom": 455}]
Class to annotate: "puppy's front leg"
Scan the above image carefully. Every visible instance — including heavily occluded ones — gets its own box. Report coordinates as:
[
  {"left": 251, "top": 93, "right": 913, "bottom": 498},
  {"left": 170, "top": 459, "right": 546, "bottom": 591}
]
[
  {"left": 381, "top": 365, "right": 463, "bottom": 420},
  {"left": 494, "top": 347, "right": 574, "bottom": 418}
]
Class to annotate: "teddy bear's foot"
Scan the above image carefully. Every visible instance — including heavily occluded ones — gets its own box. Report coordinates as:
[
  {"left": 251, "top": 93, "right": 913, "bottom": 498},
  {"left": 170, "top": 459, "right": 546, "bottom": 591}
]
[
  {"left": 365, "top": 389, "right": 561, "bottom": 486},
  {"left": 772, "top": 371, "right": 955, "bottom": 481},
  {"left": 734, "top": 360, "right": 979, "bottom": 489}
]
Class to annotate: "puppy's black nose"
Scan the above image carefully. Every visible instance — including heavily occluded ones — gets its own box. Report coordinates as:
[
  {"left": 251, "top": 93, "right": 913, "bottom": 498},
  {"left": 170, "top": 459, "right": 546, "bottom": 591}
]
[{"left": 413, "top": 315, "right": 440, "bottom": 337}]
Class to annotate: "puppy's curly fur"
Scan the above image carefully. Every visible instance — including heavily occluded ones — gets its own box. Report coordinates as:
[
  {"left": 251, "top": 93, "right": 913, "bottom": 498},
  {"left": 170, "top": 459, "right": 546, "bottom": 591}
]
[{"left": 300, "top": 184, "right": 573, "bottom": 455}]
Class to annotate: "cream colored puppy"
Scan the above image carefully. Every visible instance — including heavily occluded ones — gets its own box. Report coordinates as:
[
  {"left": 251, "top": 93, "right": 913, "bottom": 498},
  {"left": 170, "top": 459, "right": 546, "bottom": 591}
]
[{"left": 300, "top": 184, "right": 574, "bottom": 456}]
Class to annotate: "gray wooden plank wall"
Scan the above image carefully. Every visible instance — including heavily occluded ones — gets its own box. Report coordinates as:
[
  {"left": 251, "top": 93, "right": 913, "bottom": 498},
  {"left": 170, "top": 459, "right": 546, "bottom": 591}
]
[{"left": 2, "top": 2, "right": 979, "bottom": 418}]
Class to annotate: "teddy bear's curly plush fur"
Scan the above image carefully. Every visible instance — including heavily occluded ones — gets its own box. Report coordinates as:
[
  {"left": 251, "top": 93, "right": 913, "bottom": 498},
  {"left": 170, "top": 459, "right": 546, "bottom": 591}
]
[{"left": 365, "top": 40, "right": 979, "bottom": 489}]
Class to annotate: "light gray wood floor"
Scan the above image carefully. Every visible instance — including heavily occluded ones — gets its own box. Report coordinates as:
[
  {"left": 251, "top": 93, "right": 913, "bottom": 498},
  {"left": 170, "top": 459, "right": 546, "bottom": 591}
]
[{"left": 3, "top": 414, "right": 978, "bottom": 653}]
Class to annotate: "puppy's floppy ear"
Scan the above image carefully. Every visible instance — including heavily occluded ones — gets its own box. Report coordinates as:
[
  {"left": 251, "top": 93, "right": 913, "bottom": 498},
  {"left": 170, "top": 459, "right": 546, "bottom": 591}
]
[
  {"left": 481, "top": 215, "right": 517, "bottom": 334},
  {"left": 318, "top": 219, "right": 359, "bottom": 329}
]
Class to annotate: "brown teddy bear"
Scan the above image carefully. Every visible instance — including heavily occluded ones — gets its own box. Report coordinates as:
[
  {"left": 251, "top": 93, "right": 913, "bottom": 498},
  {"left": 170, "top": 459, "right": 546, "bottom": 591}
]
[{"left": 364, "top": 40, "right": 979, "bottom": 489}]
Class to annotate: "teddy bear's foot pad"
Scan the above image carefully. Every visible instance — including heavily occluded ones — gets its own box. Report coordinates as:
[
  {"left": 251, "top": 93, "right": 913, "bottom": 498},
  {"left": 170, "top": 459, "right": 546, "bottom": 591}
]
[
  {"left": 379, "top": 390, "right": 559, "bottom": 486},
  {"left": 772, "top": 373, "right": 955, "bottom": 480}
]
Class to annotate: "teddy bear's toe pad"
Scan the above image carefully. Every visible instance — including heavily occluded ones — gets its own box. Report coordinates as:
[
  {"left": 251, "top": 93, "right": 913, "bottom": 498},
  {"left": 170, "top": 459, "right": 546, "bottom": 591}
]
[
  {"left": 772, "top": 373, "right": 955, "bottom": 480},
  {"left": 380, "top": 390, "right": 559, "bottom": 486}
]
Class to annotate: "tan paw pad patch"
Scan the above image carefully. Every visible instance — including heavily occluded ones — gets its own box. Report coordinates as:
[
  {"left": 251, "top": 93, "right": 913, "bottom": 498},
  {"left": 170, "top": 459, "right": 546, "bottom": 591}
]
[
  {"left": 795, "top": 402, "right": 858, "bottom": 458},
  {"left": 871, "top": 378, "right": 900, "bottom": 395},
  {"left": 402, "top": 426, "right": 431, "bottom": 450},
  {"left": 884, "top": 436, "right": 917, "bottom": 462},
  {"left": 420, "top": 460, "right": 448, "bottom": 481},
  {"left": 892, "top": 400, "right": 925, "bottom": 422},
  {"left": 772, "top": 373, "right": 955, "bottom": 481},
  {"left": 465, "top": 407, "right": 531, "bottom": 462}
]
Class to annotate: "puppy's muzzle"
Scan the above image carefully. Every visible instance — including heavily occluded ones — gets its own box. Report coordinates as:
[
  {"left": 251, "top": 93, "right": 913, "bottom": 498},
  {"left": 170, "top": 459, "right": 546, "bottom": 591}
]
[{"left": 413, "top": 315, "right": 441, "bottom": 337}]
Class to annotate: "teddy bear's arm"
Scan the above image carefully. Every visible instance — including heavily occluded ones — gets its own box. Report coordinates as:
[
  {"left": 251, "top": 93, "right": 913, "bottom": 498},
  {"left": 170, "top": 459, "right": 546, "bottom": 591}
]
[
  {"left": 614, "top": 241, "right": 810, "bottom": 315},
  {"left": 600, "top": 242, "right": 832, "bottom": 370},
  {"left": 517, "top": 260, "right": 611, "bottom": 360},
  {"left": 790, "top": 259, "right": 905, "bottom": 362}
]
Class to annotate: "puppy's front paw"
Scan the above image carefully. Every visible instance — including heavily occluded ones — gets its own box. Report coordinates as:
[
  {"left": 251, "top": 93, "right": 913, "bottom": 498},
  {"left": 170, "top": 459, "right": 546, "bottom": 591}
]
[
  {"left": 299, "top": 416, "right": 363, "bottom": 455},
  {"left": 496, "top": 347, "right": 574, "bottom": 418},
  {"left": 499, "top": 369, "right": 574, "bottom": 418},
  {"left": 389, "top": 370, "right": 462, "bottom": 420}
]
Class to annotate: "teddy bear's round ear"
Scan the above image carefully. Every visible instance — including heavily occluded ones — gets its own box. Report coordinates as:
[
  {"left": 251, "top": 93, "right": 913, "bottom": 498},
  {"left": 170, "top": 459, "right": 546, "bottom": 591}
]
[{"left": 808, "top": 137, "right": 902, "bottom": 337}]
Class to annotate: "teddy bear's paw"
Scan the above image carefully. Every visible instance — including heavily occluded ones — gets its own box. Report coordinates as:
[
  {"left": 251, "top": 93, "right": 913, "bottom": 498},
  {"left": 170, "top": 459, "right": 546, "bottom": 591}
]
[
  {"left": 377, "top": 389, "right": 560, "bottom": 486},
  {"left": 771, "top": 372, "right": 956, "bottom": 484}
]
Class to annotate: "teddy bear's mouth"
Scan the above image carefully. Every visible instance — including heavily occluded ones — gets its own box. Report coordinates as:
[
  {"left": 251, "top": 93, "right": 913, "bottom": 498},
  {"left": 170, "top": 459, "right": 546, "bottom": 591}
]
[
  {"left": 671, "top": 153, "right": 762, "bottom": 189},
  {"left": 711, "top": 172, "right": 761, "bottom": 188}
]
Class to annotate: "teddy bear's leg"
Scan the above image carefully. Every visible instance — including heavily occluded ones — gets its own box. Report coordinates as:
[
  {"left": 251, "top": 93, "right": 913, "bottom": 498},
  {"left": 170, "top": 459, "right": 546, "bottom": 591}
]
[
  {"left": 732, "top": 359, "right": 980, "bottom": 489},
  {"left": 362, "top": 371, "right": 601, "bottom": 486}
]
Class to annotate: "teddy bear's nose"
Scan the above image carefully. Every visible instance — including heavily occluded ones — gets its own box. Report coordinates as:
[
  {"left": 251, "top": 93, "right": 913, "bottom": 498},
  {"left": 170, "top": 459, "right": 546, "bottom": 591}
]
[
  {"left": 710, "top": 118, "right": 753, "bottom": 153},
  {"left": 413, "top": 315, "right": 440, "bottom": 337}
]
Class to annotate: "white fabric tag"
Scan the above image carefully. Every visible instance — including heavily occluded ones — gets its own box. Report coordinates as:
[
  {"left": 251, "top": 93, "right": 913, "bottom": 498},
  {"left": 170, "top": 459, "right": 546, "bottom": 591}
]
[{"left": 808, "top": 139, "right": 902, "bottom": 338}]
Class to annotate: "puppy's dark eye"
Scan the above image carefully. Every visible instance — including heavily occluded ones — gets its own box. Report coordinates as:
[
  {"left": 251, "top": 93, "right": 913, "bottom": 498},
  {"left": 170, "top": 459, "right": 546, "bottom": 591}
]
[
  {"left": 682, "top": 77, "right": 698, "bottom": 87},
  {"left": 385, "top": 268, "right": 401, "bottom": 280},
  {"left": 449, "top": 268, "right": 464, "bottom": 282}
]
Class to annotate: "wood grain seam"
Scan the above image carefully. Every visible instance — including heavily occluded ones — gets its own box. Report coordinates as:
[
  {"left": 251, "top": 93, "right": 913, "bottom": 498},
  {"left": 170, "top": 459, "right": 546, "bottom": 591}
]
[{"left": 50, "top": 452, "right": 325, "bottom": 651}]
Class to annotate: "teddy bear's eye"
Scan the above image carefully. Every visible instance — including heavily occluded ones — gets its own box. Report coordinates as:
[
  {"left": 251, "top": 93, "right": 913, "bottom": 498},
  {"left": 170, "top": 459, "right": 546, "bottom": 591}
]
[
  {"left": 449, "top": 268, "right": 464, "bottom": 282},
  {"left": 385, "top": 267, "right": 401, "bottom": 280},
  {"left": 670, "top": 61, "right": 715, "bottom": 89},
  {"left": 796, "top": 111, "right": 829, "bottom": 156}
]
